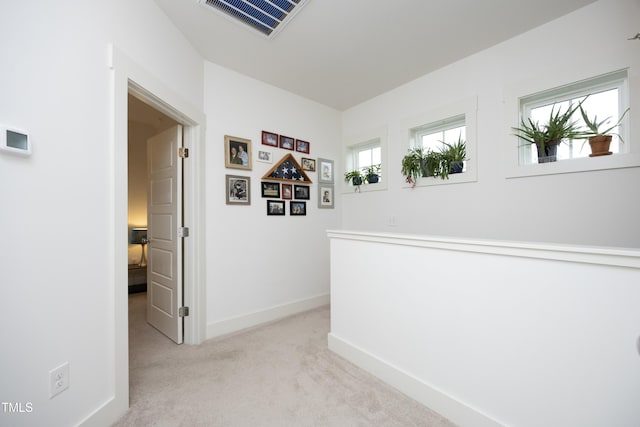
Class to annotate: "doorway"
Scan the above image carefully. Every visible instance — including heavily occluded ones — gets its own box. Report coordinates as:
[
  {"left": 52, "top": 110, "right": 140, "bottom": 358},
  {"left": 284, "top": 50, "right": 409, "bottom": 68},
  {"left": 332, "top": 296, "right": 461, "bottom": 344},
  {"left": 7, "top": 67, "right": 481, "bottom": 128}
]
[
  {"left": 108, "top": 46, "right": 207, "bottom": 421},
  {"left": 127, "top": 94, "right": 180, "bottom": 341}
]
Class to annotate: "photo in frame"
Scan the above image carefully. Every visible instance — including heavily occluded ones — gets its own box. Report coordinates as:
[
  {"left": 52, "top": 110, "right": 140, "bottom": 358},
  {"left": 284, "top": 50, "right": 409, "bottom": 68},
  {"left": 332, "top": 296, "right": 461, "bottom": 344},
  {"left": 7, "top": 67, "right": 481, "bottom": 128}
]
[
  {"left": 279, "top": 135, "right": 294, "bottom": 150},
  {"left": 257, "top": 150, "right": 273, "bottom": 163},
  {"left": 294, "top": 185, "right": 310, "bottom": 200},
  {"left": 301, "top": 157, "right": 316, "bottom": 172},
  {"left": 261, "top": 181, "right": 281, "bottom": 198},
  {"left": 318, "top": 184, "right": 334, "bottom": 209},
  {"left": 282, "top": 183, "right": 292, "bottom": 200},
  {"left": 290, "top": 201, "right": 306, "bottom": 216},
  {"left": 225, "top": 175, "right": 251, "bottom": 205},
  {"left": 317, "top": 158, "right": 334, "bottom": 183},
  {"left": 224, "top": 135, "right": 252, "bottom": 170},
  {"left": 295, "top": 139, "right": 310, "bottom": 154},
  {"left": 267, "top": 200, "right": 285, "bottom": 216},
  {"left": 262, "top": 131, "right": 278, "bottom": 147}
]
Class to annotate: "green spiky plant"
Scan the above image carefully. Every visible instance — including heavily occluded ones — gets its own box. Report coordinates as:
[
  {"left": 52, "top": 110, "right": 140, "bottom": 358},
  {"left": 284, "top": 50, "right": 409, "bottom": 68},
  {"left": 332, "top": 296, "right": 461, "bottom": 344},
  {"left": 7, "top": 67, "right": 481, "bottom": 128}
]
[
  {"left": 579, "top": 106, "right": 629, "bottom": 141},
  {"left": 513, "top": 99, "right": 585, "bottom": 162}
]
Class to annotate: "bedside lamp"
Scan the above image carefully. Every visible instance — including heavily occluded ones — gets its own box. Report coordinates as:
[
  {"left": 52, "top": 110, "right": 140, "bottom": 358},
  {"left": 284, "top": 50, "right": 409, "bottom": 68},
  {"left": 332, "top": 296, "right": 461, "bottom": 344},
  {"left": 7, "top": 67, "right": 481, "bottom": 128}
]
[{"left": 129, "top": 227, "right": 148, "bottom": 267}]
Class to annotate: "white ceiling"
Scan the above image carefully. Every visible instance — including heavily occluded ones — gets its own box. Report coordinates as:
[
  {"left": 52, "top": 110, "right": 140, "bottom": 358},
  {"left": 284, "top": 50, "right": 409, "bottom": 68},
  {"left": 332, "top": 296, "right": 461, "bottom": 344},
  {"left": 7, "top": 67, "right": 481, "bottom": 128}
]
[{"left": 153, "top": 0, "right": 597, "bottom": 111}]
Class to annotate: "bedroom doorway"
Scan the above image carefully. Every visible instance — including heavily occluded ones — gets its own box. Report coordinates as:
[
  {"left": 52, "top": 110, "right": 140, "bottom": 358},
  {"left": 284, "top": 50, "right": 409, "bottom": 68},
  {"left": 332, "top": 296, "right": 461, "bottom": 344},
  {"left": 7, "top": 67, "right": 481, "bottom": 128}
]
[{"left": 127, "top": 95, "right": 183, "bottom": 342}]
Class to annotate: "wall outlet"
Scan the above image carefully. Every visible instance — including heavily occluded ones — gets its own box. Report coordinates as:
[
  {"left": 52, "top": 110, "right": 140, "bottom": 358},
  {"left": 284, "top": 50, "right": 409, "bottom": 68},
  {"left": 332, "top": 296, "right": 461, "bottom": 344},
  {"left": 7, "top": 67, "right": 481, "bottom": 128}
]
[{"left": 49, "top": 362, "right": 69, "bottom": 399}]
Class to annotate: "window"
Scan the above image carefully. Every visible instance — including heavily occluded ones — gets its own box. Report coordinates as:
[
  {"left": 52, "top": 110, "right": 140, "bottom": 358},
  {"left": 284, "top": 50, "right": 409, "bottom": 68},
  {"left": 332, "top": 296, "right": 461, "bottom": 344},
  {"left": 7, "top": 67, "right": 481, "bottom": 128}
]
[
  {"left": 411, "top": 114, "right": 467, "bottom": 173},
  {"left": 401, "top": 97, "right": 477, "bottom": 187},
  {"left": 413, "top": 115, "right": 466, "bottom": 152},
  {"left": 355, "top": 142, "right": 381, "bottom": 177},
  {"left": 519, "top": 70, "right": 629, "bottom": 165},
  {"left": 343, "top": 129, "right": 388, "bottom": 193}
]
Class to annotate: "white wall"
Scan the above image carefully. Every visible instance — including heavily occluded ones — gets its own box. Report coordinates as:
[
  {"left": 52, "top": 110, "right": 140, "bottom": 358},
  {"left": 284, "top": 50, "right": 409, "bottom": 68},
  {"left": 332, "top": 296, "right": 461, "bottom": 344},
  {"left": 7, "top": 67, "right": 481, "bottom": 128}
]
[
  {"left": 340, "top": 0, "right": 640, "bottom": 248},
  {"left": 127, "top": 121, "right": 151, "bottom": 265},
  {"left": 329, "top": 231, "right": 640, "bottom": 427},
  {"left": 0, "top": 0, "right": 203, "bottom": 425},
  {"left": 203, "top": 62, "right": 342, "bottom": 337}
]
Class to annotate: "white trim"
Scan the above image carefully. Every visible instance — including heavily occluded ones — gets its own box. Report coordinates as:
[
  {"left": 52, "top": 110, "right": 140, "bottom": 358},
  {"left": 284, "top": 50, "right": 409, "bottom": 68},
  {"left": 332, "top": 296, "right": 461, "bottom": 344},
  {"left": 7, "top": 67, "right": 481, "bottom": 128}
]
[
  {"left": 81, "top": 44, "right": 207, "bottom": 426},
  {"left": 326, "top": 230, "right": 640, "bottom": 269},
  {"left": 207, "top": 294, "right": 329, "bottom": 339},
  {"left": 328, "top": 333, "right": 504, "bottom": 427}
]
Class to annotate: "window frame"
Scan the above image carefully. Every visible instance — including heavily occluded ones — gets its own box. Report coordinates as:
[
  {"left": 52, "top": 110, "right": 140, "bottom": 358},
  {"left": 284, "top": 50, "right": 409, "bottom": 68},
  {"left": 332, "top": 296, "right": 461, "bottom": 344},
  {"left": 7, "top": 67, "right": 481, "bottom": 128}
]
[
  {"left": 505, "top": 69, "right": 637, "bottom": 179},
  {"left": 401, "top": 97, "right": 478, "bottom": 188},
  {"left": 343, "top": 127, "right": 388, "bottom": 193},
  {"left": 519, "top": 70, "right": 629, "bottom": 165}
]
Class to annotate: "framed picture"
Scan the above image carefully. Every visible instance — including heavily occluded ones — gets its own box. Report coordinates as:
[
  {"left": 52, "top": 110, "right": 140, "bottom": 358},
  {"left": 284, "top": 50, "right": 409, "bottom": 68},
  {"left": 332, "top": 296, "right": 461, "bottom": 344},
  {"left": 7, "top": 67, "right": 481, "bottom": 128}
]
[
  {"left": 279, "top": 135, "right": 294, "bottom": 150},
  {"left": 294, "top": 185, "right": 310, "bottom": 200},
  {"left": 282, "top": 183, "right": 292, "bottom": 200},
  {"left": 290, "top": 201, "right": 306, "bottom": 216},
  {"left": 261, "top": 181, "right": 280, "bottom": 198},
  {"left": 257, "top": 150, "right": 273, "bottom": 163},
  {"left": 224, "top": 135, "right": 252, "bottom": 170},
  {"left": 225, "top": 175, "right": 251, "bottom": 205},
  {"left": 295, "top": 139, "right": 310, "bottom": 154},
  {"left": 267, "top": 200, "right": 285, "bottom": 216},
  {"left": 262, "top": 131, "right": 278, "bottom": 147},
  {"left": 301, "top": 157, "right": 316, "bottom": 171},
  {"left": 317, "top": 158, "right": 334, "bottom": 183},
  {"left": 318, "top": 184, "right": 334, "bottom": 209}
]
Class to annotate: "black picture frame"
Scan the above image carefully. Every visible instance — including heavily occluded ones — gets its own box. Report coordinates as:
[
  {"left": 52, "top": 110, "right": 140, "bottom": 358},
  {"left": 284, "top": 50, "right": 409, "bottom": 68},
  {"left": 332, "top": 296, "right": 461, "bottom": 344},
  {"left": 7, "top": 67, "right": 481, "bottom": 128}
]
[
  {"left": 261, "top": 181, "right": 281, "bottom": 198},
  {"left": 294, "top": 185, "right": 310, "bottom": 200},
  {"left": 267, "top": 200, "right": 285, "bottom": 216},
  {"left": 290, "top": 201, "right": 306, "bottom": 216}
]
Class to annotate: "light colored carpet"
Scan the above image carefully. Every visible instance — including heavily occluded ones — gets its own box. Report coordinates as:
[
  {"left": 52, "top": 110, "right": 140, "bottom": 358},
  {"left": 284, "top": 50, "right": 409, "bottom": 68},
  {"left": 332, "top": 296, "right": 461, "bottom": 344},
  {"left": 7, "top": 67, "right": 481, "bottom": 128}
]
[{"left": 114, "top": 293, "right": 457, "bottom": 427}]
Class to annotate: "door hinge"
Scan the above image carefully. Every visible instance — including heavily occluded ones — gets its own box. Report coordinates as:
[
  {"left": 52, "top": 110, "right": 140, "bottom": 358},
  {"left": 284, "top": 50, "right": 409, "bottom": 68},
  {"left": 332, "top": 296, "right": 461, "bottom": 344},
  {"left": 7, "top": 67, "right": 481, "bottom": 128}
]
[
  {"left": 178, "top": 147, "right": 189, "bottom": 158},
  {"left": 178, "top": 227, "right": 189, "bottom": 238},
  {"left": 179, "top": 306, "right": 189, "bottom": 317}
]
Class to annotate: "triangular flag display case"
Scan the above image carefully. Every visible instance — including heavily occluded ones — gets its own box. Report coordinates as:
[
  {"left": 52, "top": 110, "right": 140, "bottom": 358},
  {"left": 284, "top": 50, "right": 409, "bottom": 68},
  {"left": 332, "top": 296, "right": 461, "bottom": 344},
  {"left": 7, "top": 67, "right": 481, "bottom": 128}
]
[{"left": 262, "top": 153, "right": 313, "bottom": 183}]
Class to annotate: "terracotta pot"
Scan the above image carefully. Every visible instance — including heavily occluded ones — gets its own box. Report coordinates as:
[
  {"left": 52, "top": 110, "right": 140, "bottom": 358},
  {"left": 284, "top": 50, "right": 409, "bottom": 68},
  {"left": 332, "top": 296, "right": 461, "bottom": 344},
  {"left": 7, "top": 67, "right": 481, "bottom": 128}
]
[{"left": 588, "top": 135, "right": 612, "bottom": 157}]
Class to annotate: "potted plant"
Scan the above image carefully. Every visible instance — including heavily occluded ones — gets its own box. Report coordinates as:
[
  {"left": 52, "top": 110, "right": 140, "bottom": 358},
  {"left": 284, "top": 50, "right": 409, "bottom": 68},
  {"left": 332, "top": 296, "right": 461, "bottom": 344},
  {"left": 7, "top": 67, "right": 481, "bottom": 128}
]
[
  {"left": 363, "top": 164, "right": 381, "bottom": 184},
  {"left": 344, "top": 170, "right": 363, "bottom": 186},
  {"left": 578, "top": 105, "right": 630, "bottom": 156},
  {"left": 513, "top": 101, "right": 584, "bottom": 163},
  {"left": 401, "top": 147, "right": 425, "bottom": 186},
  {"left": 440, "top": 135, "right": 466, "bottom": 175}
]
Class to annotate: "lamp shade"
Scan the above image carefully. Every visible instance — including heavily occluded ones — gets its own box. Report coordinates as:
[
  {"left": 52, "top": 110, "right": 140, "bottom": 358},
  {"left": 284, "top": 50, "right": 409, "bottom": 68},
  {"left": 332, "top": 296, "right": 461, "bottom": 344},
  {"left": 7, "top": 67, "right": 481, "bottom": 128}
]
[{"left": 129, "top": 228, "right": 148, "bottom": 245}]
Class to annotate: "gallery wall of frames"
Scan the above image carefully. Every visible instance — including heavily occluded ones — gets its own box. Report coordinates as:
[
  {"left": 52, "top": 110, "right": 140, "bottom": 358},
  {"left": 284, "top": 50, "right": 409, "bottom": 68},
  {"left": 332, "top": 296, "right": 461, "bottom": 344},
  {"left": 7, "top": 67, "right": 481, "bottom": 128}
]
[{"left": 224, "top": 131, "right": 335, "bottom": 215}]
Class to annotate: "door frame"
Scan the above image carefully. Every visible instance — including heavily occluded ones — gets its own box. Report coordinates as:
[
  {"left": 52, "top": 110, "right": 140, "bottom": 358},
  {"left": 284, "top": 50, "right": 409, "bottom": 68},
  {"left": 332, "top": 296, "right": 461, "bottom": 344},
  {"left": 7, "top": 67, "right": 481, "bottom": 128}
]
[{"left": 104, "top": 44, "right": 207, "bottom": 423}]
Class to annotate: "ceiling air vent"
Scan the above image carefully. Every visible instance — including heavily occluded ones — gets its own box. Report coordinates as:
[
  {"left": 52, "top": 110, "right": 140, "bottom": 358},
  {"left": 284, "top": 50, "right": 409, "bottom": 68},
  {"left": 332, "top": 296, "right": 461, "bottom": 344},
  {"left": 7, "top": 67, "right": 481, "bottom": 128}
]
[{"left": 198, "top": 0, "right": 309, "bottom": 39}]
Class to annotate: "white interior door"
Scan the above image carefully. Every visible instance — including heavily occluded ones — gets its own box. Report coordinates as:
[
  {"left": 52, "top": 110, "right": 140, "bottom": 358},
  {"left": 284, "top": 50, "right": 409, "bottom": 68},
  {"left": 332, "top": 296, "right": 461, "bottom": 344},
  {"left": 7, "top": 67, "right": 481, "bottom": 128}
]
[{"left": 147, "top": 124, "right": 183, "bottom": 344}]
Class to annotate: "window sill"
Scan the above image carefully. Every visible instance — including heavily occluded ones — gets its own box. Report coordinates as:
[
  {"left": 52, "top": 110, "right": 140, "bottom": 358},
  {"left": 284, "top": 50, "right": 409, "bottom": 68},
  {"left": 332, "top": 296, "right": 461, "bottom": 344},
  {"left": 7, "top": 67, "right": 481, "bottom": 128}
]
[
  {"left": 505, "top": 151, "right": 640, "bottom": 179},
  {"left": 343, "top": 181, "right": 388, "bottom": 194},
  {"left": 403, "top": 169, "right": 477, "bottom": 188}
]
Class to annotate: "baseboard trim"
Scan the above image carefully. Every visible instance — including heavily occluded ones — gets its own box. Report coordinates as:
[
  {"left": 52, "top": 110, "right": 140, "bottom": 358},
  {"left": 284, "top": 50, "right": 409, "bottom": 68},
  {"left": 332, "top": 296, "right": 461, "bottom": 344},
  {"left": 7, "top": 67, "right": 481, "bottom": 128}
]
[
  {"left": 206, "top": 294, "right": 330, "bottom": 340},
  {"left": 328, "top": 333, "right": 504, "bottom": 427},
  {"left": 78, "top": 394, "right": 127, "bottom": 427}
]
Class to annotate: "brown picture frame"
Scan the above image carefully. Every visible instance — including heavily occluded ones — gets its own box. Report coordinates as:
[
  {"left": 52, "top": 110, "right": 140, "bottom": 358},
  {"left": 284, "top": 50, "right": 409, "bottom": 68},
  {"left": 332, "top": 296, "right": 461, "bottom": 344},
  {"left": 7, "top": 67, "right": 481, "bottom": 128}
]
[
  {"left": 279, "top": 135, "right": 294, "bottom": 150},
  {"left": 295, "top": 139, "right": 310, "bottom": 154},
  {"left": 262, "top": 131, "right": 278, "bottom": 147},
  {"left": 224, "top": 135, "right": 252, "bottom": 170},
  {"left": 301, "top": 157, "right": 316, "bottom": 171},
  {"left": 282, "top": 183, "right": 293, "bottom": 200}
]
